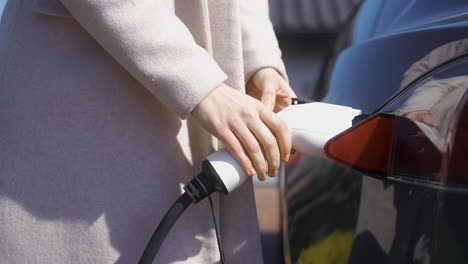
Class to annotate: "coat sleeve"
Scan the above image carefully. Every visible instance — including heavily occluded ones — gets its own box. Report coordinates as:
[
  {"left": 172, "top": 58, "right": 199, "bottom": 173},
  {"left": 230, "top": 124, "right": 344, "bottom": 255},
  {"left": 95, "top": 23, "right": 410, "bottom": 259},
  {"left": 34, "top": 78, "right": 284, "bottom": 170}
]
[
  {"left": 239, "top": 0, "right": 288, "bottom": 83},
  {"left": 58, "top": 0, "right": 227, "bottom": 119}
]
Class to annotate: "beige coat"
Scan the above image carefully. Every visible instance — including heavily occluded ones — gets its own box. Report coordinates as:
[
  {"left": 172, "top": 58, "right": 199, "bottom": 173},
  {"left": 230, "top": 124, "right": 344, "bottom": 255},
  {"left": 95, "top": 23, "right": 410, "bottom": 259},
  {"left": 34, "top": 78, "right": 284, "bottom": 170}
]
[{"left": 0, "top": 0, "right": 286, "bottom": 263}]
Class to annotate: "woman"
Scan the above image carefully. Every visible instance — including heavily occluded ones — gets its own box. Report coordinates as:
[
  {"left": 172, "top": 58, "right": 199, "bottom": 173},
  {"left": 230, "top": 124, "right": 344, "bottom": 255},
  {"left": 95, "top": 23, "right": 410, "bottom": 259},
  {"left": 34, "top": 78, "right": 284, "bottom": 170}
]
[{"left": 0, "top": 0, "right": 295, "bottom": 263}]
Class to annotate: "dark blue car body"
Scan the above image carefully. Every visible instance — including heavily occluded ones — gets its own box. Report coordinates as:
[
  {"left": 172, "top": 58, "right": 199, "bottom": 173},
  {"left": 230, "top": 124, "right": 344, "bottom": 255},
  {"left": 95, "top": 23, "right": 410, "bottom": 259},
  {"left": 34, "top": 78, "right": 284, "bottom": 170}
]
[{"left": 282, "top": 1, "right": 468, "bottom": 263}]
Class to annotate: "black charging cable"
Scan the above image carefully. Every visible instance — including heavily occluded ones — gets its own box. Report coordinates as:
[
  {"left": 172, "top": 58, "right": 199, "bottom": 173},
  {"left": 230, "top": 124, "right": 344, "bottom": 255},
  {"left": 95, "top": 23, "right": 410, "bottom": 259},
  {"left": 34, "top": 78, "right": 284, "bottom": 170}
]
[
  {"left": 208, "top": 195, "right": 226, "bottom": 263},
  {"left": 138, "top": 193, "right": 193, "bottom": 264},
  {"left": 138, "top": 160, "right": 227, "bottom": 264}
]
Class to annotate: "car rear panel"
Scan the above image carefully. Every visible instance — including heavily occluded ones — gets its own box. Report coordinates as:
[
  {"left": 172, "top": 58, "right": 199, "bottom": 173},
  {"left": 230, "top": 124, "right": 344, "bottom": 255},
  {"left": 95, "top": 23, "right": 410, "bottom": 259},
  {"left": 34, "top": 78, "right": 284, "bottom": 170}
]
[{"left": 282, "top": 0, "right": 468, "bottom": 263}]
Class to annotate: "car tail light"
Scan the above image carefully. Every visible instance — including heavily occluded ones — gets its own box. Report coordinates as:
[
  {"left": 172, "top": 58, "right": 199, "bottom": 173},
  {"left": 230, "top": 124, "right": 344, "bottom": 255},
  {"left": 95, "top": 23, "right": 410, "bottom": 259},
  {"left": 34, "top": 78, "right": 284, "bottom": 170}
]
[
  {"left": 324, "top": 113, "right": 394, "bottom": 176},
  {"left": 324, "top": 113, "right": 445, "bottom": 181},
  {"left": 324, "top": 57, "right": 468, "bottom": 187}
]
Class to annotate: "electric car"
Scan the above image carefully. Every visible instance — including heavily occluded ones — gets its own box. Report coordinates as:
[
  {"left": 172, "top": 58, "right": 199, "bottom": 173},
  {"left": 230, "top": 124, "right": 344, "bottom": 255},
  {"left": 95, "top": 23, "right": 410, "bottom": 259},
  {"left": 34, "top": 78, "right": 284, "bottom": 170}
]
[{"left": 281, "top": 1, "right": 468, "bottom": 264}]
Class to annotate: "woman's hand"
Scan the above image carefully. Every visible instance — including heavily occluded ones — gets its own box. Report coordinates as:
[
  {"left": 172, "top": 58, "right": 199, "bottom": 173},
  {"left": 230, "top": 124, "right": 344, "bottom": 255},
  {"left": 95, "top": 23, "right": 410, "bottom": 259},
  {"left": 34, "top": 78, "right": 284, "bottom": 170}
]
[
  {"left": 192, "top": 83, "right": 291, "bottom": 181},
  {"left": 246, "top": 68, "right": 297, "bottom": 112}
]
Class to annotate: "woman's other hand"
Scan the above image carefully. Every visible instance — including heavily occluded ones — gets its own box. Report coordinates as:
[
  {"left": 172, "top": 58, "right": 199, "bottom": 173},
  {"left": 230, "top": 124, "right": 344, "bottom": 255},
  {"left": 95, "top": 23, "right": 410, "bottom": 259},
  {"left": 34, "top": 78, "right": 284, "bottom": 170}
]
[
  {"left": 246, "top": 68, "right": 297, "bottom": 112},
  {"left": 192, "top": 83, "right": 291, "bottom": 181}
]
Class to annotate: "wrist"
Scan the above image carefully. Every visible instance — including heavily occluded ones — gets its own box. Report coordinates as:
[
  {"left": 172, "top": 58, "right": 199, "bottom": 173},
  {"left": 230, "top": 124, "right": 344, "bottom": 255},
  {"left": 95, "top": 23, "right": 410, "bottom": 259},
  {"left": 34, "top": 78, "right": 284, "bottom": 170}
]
[{"left": 248, "top": 67, "right": 285, "bottom": 86}]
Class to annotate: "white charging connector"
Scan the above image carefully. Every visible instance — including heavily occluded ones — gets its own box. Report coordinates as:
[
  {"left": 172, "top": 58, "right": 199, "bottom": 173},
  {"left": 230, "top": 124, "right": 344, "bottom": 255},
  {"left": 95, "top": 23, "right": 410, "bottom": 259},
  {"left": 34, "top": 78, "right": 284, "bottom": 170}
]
[
  {"left": 206, "top": 102, "right": 362, "bottom": 193},
  {"left": 279, "top": 102, "right": 362, "bottom": 159},
  {"left": 139, "top": 102, "right": 363, "bottom": 264}
]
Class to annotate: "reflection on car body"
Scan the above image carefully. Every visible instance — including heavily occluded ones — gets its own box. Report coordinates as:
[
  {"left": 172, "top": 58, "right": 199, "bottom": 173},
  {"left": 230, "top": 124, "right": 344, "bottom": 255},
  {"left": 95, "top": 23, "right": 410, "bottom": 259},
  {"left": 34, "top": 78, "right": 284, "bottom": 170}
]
[{"left": 282, "top": 1, "right": 468, "bottom": 263}]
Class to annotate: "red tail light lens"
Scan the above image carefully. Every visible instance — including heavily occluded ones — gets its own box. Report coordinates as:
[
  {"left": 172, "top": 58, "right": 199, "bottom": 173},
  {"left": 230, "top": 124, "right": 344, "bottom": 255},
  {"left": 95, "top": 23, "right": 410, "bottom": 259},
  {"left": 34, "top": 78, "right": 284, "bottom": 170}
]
[
  {"left": 324, "top": 108, "right": 466, "bottom": 186},
  {"left": 324, "top": 57, "right": 468, "bottom": 188},
  {"left": 324, "top": 113, "right": 395, "bottom": 176}
]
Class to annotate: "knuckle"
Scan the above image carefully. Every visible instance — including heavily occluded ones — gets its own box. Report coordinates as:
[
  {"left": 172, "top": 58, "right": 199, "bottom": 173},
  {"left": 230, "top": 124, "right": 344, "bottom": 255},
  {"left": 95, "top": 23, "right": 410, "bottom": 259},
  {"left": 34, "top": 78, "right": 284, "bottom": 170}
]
[
  {"left": 278, "top": 119, "right": 289, "bottom": 132},
  {"left": 267, "top": 150, "right": 280, "bottom": 167},
  {"left": 256, "top": 164, "right": 267, "bottom": 175},
  {"left": 217, "top": 133, "right": 229, "bottom": 143},
  {"left": 231, "top": 143, "right": 244, "bottom": 154},
  {"left": 239, "top": 159, "right": 251, "bottom": 171},
  {"left": 264, "top": 88, "right": 276, "bottom": 96},
  {"left": 247, "top": 141, "right": 262, "bottom": 154},
  {"left": 240, "top": 108, "right": 257, "bottom": 119},
  {"left": 270, "top": 115, "right": 283, "bottom": 128},
  {"left": 270, "top": 159, "right": 280, "bottom": 169},
  {"left": 253, "top": 100, "right": 265, "bottom": 110},
  {"left": 264, "top": 137, "right": 277, "bottom": 150},
  {"left": 259, "top": 106, "right": 269, "bottom": 116},
  {"left": 253, "top": 156, "right": 266, "bottom": 171},
  {"left": 213, "top": 123, "right": 228, "bottom": 135}
]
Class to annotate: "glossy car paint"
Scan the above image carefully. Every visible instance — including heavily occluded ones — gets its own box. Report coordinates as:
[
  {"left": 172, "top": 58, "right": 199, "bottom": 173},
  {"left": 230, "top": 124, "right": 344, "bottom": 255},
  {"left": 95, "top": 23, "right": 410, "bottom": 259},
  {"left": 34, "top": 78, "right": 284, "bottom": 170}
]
[{"left": 282, "top": 0, "right": 468, "bottom": 263}]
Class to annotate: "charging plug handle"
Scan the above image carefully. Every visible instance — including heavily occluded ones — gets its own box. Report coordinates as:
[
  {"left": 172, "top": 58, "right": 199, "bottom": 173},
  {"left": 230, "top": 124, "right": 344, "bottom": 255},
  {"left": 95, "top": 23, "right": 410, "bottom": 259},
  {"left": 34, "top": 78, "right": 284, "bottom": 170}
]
[
  {"left": 184, "top": 160, "right": 228, "bottom": 203},
  {"left": 138, "top": 160, "right": 228, "bottom": 264}
]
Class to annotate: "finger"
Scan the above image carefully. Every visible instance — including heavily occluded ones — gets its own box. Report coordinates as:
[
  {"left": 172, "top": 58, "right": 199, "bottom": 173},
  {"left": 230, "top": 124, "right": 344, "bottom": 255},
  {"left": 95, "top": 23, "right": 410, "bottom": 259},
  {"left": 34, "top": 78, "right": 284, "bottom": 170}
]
[
  {"left": 218, "top": 131, "right": 256, "bottom": 177},
  {"left": 260, "top": 109, "right": 292, "bottom": 163},
  {"left": 280, "top": 78, "right": 297, "bottom": 98},
  {"left": 274, "top": 97, "right": 293, "bottom": 113},
  {"left": 248, "top": 120, "right": 281, "bottom": 177},
  {"left": 274, "top": 79, "right": 296, "bottom": 112},
  {"left": 232, "top": 126, "right": 267, "bottom": 181},
  {"left": 246, "top": 81, "right": 262, "bottom": 101},
  {"left": 260, "top": 81, "right": 277, "bottom": 111}
]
